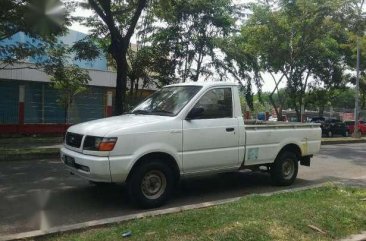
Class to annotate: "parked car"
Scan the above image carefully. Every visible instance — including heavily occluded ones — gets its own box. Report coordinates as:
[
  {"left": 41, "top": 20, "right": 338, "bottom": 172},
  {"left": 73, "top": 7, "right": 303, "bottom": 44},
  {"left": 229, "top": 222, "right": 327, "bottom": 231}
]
[
  {"left": 61, "top": 82, "right": 321, "bottom": 208},
  {"left": 310, "top": 117, "right": 325, "bottom": 123},
  {"left": 322, "top": 119, "right": 348, "bottom": 137},
  {"left": 344, "top": 120, "right": 366, "bottom": 135}
]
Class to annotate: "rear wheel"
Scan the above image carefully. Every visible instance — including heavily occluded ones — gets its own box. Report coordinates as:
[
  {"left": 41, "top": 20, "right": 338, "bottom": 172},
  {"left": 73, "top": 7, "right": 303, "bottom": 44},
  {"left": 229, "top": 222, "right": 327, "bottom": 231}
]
[
  {"left": 270, "top": 151, "right": 298, "bottom": 186},
  {"left": 127, "top": 160, "right": 174, "bottom": 209}
]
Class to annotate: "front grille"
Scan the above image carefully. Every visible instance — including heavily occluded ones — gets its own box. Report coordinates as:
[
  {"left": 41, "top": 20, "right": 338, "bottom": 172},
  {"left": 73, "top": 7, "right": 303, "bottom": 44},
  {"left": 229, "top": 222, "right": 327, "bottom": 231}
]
[{"left": 65, "top": 132, "right": 83, "bottom": 148}]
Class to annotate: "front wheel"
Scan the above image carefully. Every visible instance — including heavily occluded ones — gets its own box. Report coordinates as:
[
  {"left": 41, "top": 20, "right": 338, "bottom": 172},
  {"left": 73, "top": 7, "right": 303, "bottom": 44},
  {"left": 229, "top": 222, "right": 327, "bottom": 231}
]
[
  {"left": 270, "top": 151, "right": 298, "bottom": 186},
  {"left": 127, "top": 161, "right": 174, "bottom": 209}
]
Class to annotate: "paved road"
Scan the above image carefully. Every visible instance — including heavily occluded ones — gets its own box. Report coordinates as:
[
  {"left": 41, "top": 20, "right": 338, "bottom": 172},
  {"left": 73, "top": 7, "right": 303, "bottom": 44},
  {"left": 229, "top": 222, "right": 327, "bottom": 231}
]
[{"left": 1, "top": 143, "right": 365, "bottom": 236}]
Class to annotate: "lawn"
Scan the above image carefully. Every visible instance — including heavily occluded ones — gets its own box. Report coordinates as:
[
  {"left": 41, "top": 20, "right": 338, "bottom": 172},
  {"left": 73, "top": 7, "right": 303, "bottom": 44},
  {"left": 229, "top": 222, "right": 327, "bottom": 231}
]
[
  {"left": 0, "top": 136, "right": 62, "bottom": 161},
  {"left": 42, "top": 185, "right": 366, "bottom": 241}
]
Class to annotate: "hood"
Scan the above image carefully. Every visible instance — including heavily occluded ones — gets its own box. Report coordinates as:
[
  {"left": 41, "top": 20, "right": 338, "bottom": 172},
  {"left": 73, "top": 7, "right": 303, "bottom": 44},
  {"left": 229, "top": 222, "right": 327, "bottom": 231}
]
[{"left": 67, "top": 114, "right": 173, "bottom": 137}]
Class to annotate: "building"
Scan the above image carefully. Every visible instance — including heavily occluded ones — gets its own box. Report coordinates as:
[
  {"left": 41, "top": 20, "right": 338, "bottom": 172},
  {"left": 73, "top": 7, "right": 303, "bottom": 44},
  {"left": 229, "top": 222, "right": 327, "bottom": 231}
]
[{"left": 0, "top": 30, "right": 151, "bottom": 135}]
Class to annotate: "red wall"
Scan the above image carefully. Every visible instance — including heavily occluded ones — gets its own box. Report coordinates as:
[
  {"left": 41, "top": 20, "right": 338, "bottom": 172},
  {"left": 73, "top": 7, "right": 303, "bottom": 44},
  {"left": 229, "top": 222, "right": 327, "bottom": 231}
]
[{"left": 0, "top": 124, "right": 71, "bottom": 135}]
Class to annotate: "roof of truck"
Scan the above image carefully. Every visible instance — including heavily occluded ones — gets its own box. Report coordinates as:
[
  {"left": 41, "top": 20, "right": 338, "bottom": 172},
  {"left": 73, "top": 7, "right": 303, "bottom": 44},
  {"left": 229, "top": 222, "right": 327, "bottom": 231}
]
[{"left": 166, "top": 81, "right": 240, "bottom": 88}]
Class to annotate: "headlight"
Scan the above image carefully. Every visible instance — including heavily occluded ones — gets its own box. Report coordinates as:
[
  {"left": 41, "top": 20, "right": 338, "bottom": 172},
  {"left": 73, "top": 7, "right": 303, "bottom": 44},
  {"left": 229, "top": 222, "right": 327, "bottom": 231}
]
[{"left": 83, "top": 136, "right": 118, "bottom": 151}]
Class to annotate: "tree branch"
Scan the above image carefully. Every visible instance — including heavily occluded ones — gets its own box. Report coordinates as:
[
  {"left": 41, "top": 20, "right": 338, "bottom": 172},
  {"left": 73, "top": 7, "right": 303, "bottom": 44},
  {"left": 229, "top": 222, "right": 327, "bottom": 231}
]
[
  {"left": 125, "top": 0, "right": 148, "bottom": 41},
  {"left": 88, "top": 0, "right": 108, "bottom": 24}
]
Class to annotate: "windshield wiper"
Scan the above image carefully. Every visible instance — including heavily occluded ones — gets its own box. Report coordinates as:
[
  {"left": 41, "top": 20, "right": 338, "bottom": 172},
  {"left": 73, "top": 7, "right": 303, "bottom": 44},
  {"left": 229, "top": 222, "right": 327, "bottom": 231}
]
[
  {"left": 131, "top": 110, "right": 151, "bottom": 115},
  {"left": 131, "top": 109, "right": 173, "bottom": 116},
  {"left": 150, "top": 109, "right": 174, "bottom": 116}
]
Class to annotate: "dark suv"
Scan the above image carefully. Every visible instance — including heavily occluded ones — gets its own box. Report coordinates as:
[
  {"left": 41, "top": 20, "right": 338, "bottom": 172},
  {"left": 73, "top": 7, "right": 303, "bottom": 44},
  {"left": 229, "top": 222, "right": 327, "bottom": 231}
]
[{"left": 321, "top": 119, "right": 348, "bottom": 137}]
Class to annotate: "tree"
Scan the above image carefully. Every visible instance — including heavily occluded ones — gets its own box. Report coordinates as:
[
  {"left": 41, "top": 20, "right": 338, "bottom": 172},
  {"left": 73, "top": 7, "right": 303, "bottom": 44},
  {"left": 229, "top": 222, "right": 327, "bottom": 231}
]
[
  {"left": 43, "top": 41, "right": 98, "bottom": 124},
  {"left": 0, "top": 0, "right": 70, "bottom": 69},
  {"left": 237, "top": 0, "right": 349, "bottom": 121},
  {"left": 49, "top": 65, "right": 91, "bottom": 124},
  {"left": 149, "top": 0, "right": 236, "bottom": 82},
  {"left": 127, "top": 45, "right": 176, "bottom": 94},
  {"left": 80, "top": 0, "right": 148, "bottom": 115},
  {"left": 216, "top": 33, "right": 262, "bottom": 111}
]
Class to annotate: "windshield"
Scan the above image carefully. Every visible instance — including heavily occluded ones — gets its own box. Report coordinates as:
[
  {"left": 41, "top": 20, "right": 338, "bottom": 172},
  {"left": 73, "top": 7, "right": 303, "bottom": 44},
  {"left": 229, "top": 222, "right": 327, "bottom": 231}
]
[{"left": 131, "top": 86, "right": 202, "bottom": 116}]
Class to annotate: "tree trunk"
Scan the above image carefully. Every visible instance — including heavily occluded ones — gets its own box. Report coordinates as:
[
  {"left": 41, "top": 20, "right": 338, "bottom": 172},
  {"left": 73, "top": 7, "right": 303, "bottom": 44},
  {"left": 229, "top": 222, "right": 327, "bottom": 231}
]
[
  {"left": 295, "top": 108, "right": 301, "bottom": 122},
  {"left": 279, "top": 108, "right": 283, "bottom": 121},
  {"left": 64, "top": 104, "right": 68, "bottom": 125},
  {"left": 319, "top": 106, "right": 324, "bottom": 116},
  {"left": 88, "top": 0, "right": 147, "bottom": 116},
  {"left": 114, "top": 54, "right": 128, "bottom": 115},
  {"left": 269, "top": 94, "right": 280, "bottom": 120},
  {"left": 130, "top": 78, "right": 134, "bottom": 96}
]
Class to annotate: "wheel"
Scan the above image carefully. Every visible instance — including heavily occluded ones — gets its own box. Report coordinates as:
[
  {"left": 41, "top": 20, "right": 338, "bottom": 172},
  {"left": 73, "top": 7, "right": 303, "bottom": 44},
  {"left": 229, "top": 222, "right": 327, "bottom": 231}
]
[
  {"left": 327, "top": 130, "right": 333, "bottom": 137},
  {"left": 270, "top": 151, "right": 298, "bottom": 186},
  {"left": 127, "top": 160, "right": 174, "bottom": 209}
]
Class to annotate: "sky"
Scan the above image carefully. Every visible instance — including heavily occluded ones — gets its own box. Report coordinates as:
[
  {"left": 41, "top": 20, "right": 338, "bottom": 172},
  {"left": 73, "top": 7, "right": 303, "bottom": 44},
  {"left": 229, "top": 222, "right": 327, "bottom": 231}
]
[{"left": 69, "top": 2, "right": 92, "bottom": 34}]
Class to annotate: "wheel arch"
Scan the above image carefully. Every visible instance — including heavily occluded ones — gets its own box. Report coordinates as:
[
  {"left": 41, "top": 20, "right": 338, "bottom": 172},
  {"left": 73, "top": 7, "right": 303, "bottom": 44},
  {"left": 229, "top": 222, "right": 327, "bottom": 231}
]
[
  {"left": 276, "top": 143, "right": 302, "bottom": 161},
  {"left": 126, "top": 152, "right": 181, "bottom": 183}
]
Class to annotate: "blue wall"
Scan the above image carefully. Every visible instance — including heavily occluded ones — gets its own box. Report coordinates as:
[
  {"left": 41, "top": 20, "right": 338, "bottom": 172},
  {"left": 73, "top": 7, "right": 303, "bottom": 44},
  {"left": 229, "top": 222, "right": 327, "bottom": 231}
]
[
  {"left": 0, "top": 30, "right": 108, "bottom": 71},
  {"left": 0, "top": 80, "right": 106, "bottom": 124},
  {"left": 0, "top": 30, "right": 110, "bottom": 125},
  {"left": 0, "top": 81, "right": 19, "bottom": 124}
]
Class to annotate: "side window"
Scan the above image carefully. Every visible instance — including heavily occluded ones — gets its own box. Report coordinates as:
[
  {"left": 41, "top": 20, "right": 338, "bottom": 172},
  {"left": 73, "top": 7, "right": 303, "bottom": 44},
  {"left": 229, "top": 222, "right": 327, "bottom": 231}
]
[{"left": 192, "top": 88, "right": 233, "bottom": 119}]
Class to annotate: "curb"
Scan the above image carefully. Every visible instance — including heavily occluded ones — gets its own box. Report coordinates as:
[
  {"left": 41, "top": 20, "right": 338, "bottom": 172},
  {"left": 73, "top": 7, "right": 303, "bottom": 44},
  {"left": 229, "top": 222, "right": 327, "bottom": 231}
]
[
  {"left": 0, "top": 148, "right": 60, "bottom": 162},
  {"left": 321, "top": 139, "right": 366, "bottom": 145},
  {"left": 0, "top": 151, "right": 59, "bottom": 162},
  {"left": 0, "top": 183, "right": 328, "bottom": 241},
  {"left": 338, "top": 231, "right": 366, "bottom": 241}
]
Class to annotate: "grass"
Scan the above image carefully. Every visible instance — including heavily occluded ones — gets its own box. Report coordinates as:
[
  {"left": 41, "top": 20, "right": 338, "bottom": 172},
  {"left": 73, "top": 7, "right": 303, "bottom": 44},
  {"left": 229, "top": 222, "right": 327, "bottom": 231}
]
[
  {"left": 0, "top": 136, "right": 63, "bottom": 148},
  {"left": 0, "top": 147, "right": 60, "bottom": 155},
  {"left": 0, "top": 147, "right": 60, "bottom": 161},
  {"left": 0, "top": 136, "right": 62, "bottom": 161},
  {"left": 41, "top": 185, "right": 366, "bottom": 241}
]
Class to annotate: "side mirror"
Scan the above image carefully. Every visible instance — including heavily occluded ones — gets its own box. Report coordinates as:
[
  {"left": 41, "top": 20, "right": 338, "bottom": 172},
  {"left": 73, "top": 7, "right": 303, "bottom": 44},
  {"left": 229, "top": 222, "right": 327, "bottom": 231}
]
[{"left": 186, "top": 107, "right": 204, "bottom": 120}]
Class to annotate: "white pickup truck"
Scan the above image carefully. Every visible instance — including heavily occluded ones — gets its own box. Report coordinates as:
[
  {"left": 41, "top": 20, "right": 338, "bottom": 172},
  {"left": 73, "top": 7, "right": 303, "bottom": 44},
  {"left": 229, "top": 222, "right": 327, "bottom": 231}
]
[{"left": 61, "top": 82, "right": 321, "bottom": 208}]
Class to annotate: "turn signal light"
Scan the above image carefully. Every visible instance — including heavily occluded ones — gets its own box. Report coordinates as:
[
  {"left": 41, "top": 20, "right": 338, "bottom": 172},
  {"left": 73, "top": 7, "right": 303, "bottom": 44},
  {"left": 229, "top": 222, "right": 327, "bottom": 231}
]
[{"left": 98, "top": 138, "right": 118, "bottom": 151}]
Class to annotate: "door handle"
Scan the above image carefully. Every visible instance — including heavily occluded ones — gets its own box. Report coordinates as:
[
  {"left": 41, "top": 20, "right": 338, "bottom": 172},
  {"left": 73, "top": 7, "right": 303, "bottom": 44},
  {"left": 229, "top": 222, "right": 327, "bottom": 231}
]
[{"left": 226, "top": 127, "right": 235, "bottom": 132}]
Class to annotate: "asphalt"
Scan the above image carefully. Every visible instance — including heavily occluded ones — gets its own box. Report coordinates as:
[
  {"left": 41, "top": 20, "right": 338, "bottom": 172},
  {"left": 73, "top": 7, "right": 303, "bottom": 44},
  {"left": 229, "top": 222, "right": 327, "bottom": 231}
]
[{"left": 0, "top": 143, "right": 365, "bottom": 237}]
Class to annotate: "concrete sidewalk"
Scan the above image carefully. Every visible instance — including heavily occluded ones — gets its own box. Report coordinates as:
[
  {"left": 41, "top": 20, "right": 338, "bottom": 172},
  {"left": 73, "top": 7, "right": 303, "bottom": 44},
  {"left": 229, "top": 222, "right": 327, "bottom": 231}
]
[
  {"left": 0, "top": 136, "right": 63, "bottom": 161},
  {"left": 321, "top": 136, "right": 366, "bottom": 145}
]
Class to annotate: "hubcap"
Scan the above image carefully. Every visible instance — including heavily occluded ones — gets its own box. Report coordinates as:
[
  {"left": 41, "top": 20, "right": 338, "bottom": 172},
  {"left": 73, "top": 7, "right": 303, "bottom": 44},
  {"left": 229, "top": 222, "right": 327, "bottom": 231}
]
[
  {"left": 282, "top": 159, "right": 295, "bottom": 180},
  {"left": 141, "top": 170, "right": 167, "bottom": 200}
]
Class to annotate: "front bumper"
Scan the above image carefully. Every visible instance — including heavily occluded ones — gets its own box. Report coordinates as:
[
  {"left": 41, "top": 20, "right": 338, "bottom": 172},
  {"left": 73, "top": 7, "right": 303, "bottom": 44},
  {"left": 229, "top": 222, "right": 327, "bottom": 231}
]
[{"left": 60, "top": 147, "right": 112, "bottom": 183}]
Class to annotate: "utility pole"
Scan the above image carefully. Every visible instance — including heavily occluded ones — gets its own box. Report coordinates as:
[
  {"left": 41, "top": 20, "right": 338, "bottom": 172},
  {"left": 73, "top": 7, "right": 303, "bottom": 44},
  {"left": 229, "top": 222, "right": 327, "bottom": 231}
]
[{"left": 352, "top": 37, "right": 361, "bottom": 138}]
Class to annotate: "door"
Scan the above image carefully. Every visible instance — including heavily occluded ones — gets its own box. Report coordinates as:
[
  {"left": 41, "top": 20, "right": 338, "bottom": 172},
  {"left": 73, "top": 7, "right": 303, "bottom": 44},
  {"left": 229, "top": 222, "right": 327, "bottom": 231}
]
[{"left": 182, "top": 87, "right": 239, "bottom": 173}]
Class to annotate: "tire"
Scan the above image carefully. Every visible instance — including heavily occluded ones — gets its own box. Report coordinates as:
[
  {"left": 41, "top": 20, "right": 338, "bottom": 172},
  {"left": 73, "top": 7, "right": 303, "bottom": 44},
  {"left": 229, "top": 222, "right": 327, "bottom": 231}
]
[
  {"left": 127, "top": 160, "right": 175, "bottom": 209},
  {"left": 270, "top": 151, "right": 298, "bottom": 186}
]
